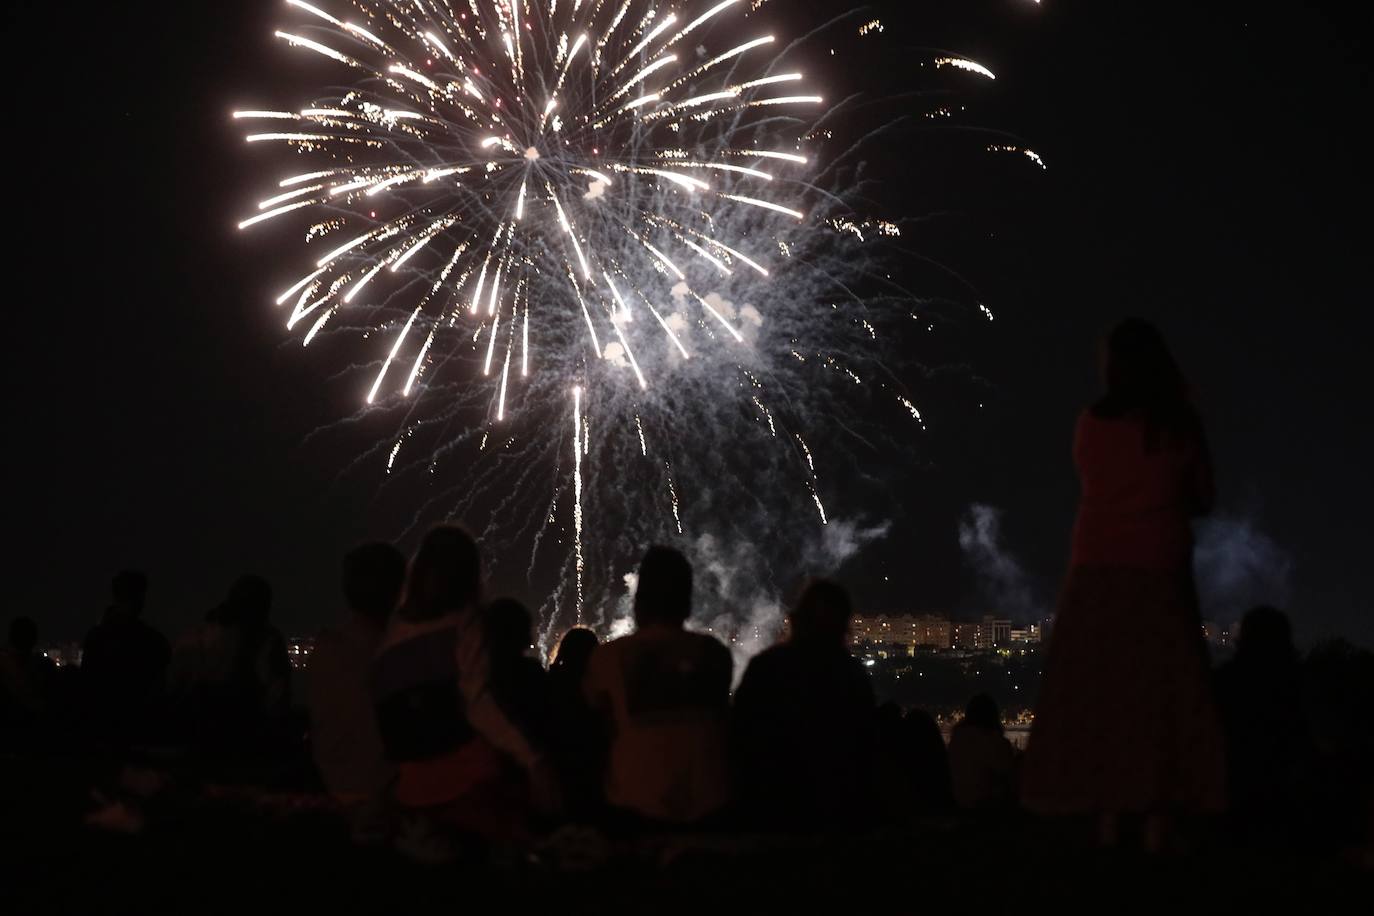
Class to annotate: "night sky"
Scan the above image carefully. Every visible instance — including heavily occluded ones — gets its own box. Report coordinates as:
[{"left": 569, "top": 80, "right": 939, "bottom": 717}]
[{"left": 7, "top": 1, "right": 1370, "bottom": 647}]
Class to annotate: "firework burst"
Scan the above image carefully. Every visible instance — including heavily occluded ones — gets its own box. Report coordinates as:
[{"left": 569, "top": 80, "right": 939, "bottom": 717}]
[{"left": 237, "top": 1, "right": 1003, "bottom": 648}]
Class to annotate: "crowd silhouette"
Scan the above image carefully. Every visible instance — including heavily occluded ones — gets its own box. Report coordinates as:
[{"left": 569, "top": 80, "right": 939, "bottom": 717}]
[{"left": 2, "top": 320, "right": 1372, "bottom": 870}]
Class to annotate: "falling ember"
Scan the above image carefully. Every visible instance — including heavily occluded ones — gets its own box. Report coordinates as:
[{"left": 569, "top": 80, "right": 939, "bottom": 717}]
[
  {"left": 898, "top": 396, "right": 926, "bottom": 429},
  {"left": 497, "top": 345, "right": 513, "bottom": 421},
  {"left": 752, "top": 396, "right": 777, "bottom": 437},
  {"left": 796, "top": 434, "right": 817, "bottom": 473},
  {"left": 665, "top": 461, "right": 683, "bottom": 534},
  {"left": 933, "top": 56, "right": 996, "bottom": 80},
  {"left": 521, "top": 304, "right": 530, "bottom": 377},
  {"left": 986, "top": 144, "right": 1047, "bottom": 169},
  {"left": 809, "top": 483, "right": 829, "bottom": 525}
]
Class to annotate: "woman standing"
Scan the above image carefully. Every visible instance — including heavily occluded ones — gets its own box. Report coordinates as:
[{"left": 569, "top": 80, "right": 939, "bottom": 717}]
[{"left": 1023, "top": 319, "right": 1225, "bottom": 851}]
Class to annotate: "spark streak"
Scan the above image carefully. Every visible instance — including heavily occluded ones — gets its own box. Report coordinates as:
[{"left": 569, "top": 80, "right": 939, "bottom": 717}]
[{"left": 573, "top": 387, "right": 584, "bottom": 622}]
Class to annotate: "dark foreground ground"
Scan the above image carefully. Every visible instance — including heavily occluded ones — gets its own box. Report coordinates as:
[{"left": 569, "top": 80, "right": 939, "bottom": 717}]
[{"left": 6, "top": 754, "right": 1369, "bottom": 915}]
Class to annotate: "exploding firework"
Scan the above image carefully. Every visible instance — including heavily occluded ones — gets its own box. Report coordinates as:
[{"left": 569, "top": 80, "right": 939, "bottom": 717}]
[{"left": 236, "top": 1, "right": 1014, "bottom": 651}]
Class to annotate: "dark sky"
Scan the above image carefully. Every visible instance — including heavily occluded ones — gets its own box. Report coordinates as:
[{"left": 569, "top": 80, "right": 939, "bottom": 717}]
[{"left": 6, "top": 1, "right": 1370, "bottom": 647}]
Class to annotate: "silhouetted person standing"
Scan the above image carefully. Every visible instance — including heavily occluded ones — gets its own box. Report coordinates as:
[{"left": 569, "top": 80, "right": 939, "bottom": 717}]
[
  {"left": 371, "top": 526, "right": 558, "bottom": 837},
  {"left": 308, "top": 543, "right": 406, "bottom": 803},
  {"left": 903, "top": 708, "right": 955, "bottom": 813},
  {"left": 731, "top": 579, "right": 878, "bottom": 831},
  {"left": 223, "top": 575, "right": 292, "bottom": 746},
  {"left": 82, "top": 570, "right": 170, "bottom": 743},
  {"left": 1022, "top": 319, "right": 1224, "bottom": 851},
  {"left": 547, "top": 627, "right": 603, "bottom": 819},
  {"left": 168, "top": 602, "right": 238, "bottom": 744},
  {"left": 584, "top": 546, "right": 732, "bottom": 827},
  {"left": 482, "top": 598, "right": 551, "bottom": 743},
  {"left": 0, "top": 617, "right": 58, "bottom": 745},
  {"left": 1214, "top": 606, "right": 1313, "bottom": 838},
  {"left": 948, "top": 694, "right": 1017, "bottom": 811}
]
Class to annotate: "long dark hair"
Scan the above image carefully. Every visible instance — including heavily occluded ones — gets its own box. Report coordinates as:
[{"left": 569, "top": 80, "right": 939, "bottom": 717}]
[
  {"left": 549, "top": 626, "right": 598, "bottom": 679},
  {"left": 1092, "top": 318, "right": 1199, "bottom": 451},
  {"left": 399, "top": 526, "right": 482, "bottom": 621}
]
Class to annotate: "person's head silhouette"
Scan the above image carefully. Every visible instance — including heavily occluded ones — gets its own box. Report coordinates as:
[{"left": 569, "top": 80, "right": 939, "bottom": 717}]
[
  {"left": 633, "top": 546, "right": 692, "bottom": 628},
  {"left": 403, "top": 525, "right": 482, "bottom": 620},
  {"left": 1235, "top": 605, "right": 1296, "bottom": 667},
  {"left": 1101, "top": 318, "right": 1185, "bottom": 407},
  {"left": 342, "top": 542, "right": 406, "bottom": 626},
  {"left": 905, "top": 708, "right": 945, "bottom": 748},
  {"left": 8, "top": 616, "right": 38, "bottom": 655},
  {"left": 227, "top": 575, "right": 273, "bottom": 632},
  {"left": 110, "top": 570, "right": 149, "bottom": 620},
  {"left": 789, "top": 579, "right": 853, "bottom": 648},
  {"left": 1097, "top": 318, "right": 1197, "bottom": 450},
  {"left": 550, "top": 626, "right": 598, "bottom": 675},
  {"left": 964, "top": 693, "right": 1002, "bottom": 733},
  {"left": 484, "top": 597, "right": 534, "bottom": 661}
]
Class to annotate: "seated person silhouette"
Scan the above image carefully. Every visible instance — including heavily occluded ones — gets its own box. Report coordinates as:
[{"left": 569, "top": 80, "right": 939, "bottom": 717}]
[{"left": 584, "top": 546, "right": 732, "bottom": 827}]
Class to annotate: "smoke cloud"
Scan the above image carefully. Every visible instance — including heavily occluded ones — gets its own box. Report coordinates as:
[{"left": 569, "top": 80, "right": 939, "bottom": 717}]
[
  {"left": 582, "top": 177, "right": 609, "bottom": 201},
  {"left": 601, "top": 341, "right": 627, "bottom": 368},
  {"left": 955, "top": 503, "right": 1295, "bottom": 626},
  {"left": 1193, "top": 514, "right": 1294, "bottom": 622},
  {"left": 957, "top": 504, "right": 1045, "bottom": 623}
]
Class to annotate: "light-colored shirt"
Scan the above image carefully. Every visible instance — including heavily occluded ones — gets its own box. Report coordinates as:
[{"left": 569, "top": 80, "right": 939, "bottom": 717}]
[
  {"left": 584, "top": 625, "right": 732, "bottom": 823},
  {"left": 371, "top": 608, "right": 544, "bottom": 809}
]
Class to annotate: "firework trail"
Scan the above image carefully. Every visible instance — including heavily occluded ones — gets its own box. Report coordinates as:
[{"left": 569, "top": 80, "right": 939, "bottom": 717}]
[{"left": 236, "top": 1, "right": 1022, "bottom": 651}]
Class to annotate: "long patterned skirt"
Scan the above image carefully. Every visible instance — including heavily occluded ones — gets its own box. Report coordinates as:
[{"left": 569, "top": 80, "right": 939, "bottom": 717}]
[{"left": 1021, "top": 564, "right": 1225, "bottom": 814}]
